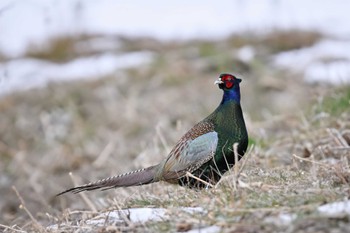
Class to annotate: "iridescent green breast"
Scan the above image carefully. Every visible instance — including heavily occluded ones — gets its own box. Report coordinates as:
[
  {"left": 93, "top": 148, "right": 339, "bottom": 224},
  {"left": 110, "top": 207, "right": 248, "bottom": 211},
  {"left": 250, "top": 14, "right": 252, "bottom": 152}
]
[{"left": 178, "top": 100, "right": 248, "bottom": 189}]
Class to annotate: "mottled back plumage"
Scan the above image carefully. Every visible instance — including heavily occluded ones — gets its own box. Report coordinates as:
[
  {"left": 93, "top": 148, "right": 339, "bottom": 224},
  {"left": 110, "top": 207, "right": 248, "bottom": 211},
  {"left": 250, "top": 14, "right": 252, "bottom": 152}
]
[{"left": 57, "top": 73, "right": 248, "bottom": 196}]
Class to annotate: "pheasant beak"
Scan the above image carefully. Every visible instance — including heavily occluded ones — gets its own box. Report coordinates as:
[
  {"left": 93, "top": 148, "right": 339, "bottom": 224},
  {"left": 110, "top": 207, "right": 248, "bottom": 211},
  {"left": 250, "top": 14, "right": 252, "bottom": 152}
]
[{"left": 214, "top": 79, "right": 223, "bottom": 85}]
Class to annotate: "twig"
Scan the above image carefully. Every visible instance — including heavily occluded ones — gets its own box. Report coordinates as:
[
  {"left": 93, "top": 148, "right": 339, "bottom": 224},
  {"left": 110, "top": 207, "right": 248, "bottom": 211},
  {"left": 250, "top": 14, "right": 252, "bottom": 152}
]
[
  {"left": 232, "top": 143, "right": 239, "bottom": 191},
  {"left": 114, "top": 202, "right": 134, "bottom": 227},
  {"left": 237, "top": 179, "right": 254, "bottom": 191},
  {"left": 215, "top": 142, "right": 252, "bottom": 190},
  {"left": 292, "top": 154, "right": 331, "bottom": 168},
  {"left": 238, "top": 144, "right": 254, "bottom": 175},
  {"left": 67, "top": 210, "right": 95, "bottom": 215},
  {"left": 0, "top": 224, "right": 26, "bottom": 233},
  {"left": 331, "top": 147, "right": 350, "bottom": 151},
  {"left": 69, "top": 172, "right": 97, "bottom": 212},
  {"left": 327, "top": 128, "right": 349, "bottom": 147},
  {"left": 12, "top": 186, "right": 44, "bottom": 232},
  {"left": 185, "top": 172, "right": 214, "bottom": 188},
  {"left": 232, "top": 142, "right": 252, "bottom": 190},
  {"left": 214, "top": 141, "right": 229, "bottom": 188}
]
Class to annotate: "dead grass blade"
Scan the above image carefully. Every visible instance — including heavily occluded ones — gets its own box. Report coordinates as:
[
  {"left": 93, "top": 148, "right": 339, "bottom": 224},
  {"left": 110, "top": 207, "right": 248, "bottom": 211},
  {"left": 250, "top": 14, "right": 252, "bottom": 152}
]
[
  {"left": 0, "top": 224, "right": 27, "bottom": 233},
  {"left": 69, "top": 172, "right": 97, "bottom": 212},
  {"left": 185, "top": 172, "right": 214, "bottom": 188},
  {"left": 12, "top": 186, "right": 46, "bottom": 232}
]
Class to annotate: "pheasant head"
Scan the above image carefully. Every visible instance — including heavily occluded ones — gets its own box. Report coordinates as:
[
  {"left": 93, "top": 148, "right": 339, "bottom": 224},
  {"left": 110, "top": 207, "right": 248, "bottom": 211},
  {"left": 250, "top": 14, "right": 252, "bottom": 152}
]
[{"left": 215, "top": 73, "right": 242, "bottom": 104}]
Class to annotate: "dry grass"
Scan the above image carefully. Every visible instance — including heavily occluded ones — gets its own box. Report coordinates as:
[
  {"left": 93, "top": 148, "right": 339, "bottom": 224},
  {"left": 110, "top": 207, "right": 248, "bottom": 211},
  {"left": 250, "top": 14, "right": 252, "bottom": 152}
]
[
  {"left": 260, "top": 30, "right": 322, "bottom": 53},
  {"left": 24, "top": 34, "right": 121, "bottom": 63},
  {"left": 0, "top": 30, "right": 349, "bottom": 232}
]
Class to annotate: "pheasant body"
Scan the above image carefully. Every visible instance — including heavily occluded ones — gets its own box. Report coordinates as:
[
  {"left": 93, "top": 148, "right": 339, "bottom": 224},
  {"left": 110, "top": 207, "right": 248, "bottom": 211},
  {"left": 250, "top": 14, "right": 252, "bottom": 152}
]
[
  {"left": 178, "top": 91, "right": 248, "bottom": 188},
  {"left": 57, "top": 74, "right": 248, "bottom": 195}
]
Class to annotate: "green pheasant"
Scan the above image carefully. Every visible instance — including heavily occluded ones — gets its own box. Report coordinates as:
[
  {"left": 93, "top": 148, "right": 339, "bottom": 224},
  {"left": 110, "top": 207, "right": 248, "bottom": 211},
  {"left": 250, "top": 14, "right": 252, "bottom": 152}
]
[{"left": 57, "top": 73, "right": 248, "bottom": 195}]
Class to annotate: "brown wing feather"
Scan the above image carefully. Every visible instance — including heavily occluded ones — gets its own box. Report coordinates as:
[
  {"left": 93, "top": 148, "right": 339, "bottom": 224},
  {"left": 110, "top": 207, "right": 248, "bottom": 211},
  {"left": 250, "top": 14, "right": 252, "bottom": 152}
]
[{"left": 161, "top": 121, "right": 216, "bottom": 180}]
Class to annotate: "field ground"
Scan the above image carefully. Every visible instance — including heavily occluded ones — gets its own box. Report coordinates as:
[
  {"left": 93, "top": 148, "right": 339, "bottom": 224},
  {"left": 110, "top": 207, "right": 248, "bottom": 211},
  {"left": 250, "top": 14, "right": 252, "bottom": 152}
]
[{"left": 0, "top": 30, "right": 349, "bottom": 232}]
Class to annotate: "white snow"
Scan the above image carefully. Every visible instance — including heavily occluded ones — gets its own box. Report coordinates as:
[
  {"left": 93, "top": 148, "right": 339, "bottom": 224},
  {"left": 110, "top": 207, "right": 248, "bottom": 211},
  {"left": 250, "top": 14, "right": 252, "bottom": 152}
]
[
  {"left": 273, "top": 39, "right": 350, "bottom": 84},
  {"left": 237, "top": 46, "right": 255, "bottom": 63},
  {"left": 304, "top": 60, "right": 350, "bottom": 84},
  {"left": 0, "top": 51, "right": 153, "bottom": 95},
  {"left": 264, "top": 212, "right": 297, "bottom": 226},
  {"left": 275, "top": 40, "right": 350, "bottom": 69},
  {"left": 318, "top": 200, "right": 350, "bottom": 217},
  {"left": 47, "top": 207, "right": 206, "bottom": 230},
  {"left": 187, "top": 226, "right": 221, "bottom": 233},
  {"left": 85, "top": 207, "right": 168, "bottom": 225}
]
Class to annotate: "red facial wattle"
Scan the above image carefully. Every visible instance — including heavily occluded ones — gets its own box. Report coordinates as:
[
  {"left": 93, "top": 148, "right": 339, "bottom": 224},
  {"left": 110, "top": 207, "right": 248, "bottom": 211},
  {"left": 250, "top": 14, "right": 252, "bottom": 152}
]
[
  {"left": 225, "top": 81, "right": 233, "bottom": 89},
  {"left": 221, "top": 74, "right": 235, "bottom": 89}
]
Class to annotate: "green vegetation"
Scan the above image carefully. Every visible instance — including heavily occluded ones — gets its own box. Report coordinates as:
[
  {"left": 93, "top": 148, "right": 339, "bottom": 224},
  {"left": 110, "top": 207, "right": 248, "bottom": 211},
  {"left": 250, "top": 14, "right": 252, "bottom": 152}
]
[{"left": 316, "top": 86, "right": 350, "bottom": 116}]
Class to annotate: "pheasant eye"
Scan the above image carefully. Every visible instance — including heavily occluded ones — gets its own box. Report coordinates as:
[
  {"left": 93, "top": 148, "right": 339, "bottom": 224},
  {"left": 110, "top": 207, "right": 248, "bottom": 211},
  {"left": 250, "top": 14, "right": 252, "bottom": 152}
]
[{"left": 225, "top": 81, "right": 234, "bottom": 88}]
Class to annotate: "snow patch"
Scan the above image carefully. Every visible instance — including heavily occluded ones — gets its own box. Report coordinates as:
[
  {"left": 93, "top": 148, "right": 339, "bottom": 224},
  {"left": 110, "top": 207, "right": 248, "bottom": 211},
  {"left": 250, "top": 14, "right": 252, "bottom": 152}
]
[
  {"left": 318, "top": 200, "right": 350, "bottom": 217},
  {"left": 0, "top": 51, "right": 154, "bottom": 95},
  {"left": 274, "top": 39, "right": 350, "bottom": 84},
  {"left": 47, "top": 207, "right": 206, "bottom": 230}
]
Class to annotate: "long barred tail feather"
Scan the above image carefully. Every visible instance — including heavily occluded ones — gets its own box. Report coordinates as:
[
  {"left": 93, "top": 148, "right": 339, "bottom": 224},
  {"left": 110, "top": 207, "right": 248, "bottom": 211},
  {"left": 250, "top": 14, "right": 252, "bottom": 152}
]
[{"left": 56, "top": 165, "right": 158, "bottom": 196}]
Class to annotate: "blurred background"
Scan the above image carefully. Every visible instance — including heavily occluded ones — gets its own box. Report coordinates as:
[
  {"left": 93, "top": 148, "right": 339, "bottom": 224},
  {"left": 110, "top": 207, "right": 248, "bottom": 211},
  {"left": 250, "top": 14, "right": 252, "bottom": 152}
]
[
  {"left": 1, "top": 0, "right": 350, "bottom": 92},
  {"left": 0, "top": 0, "right": 349, "bottom": 230}
]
